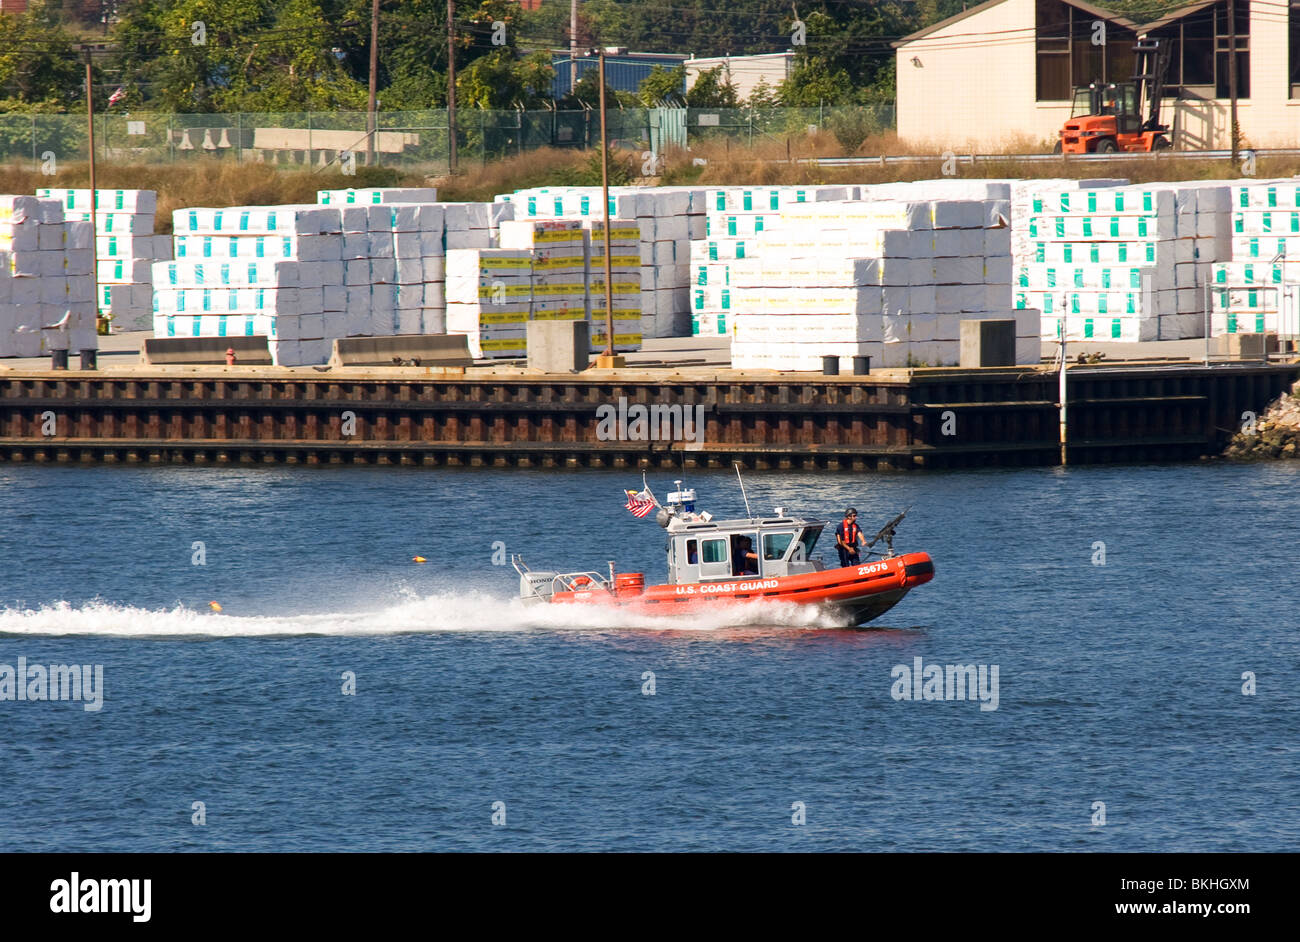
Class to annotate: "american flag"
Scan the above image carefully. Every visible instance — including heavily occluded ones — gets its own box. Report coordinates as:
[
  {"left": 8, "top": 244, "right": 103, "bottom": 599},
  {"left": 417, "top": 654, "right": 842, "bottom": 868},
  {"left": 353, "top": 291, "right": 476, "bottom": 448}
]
[
  {"left": 107, "top": 87, "right": 126, "bottom": 107},
  {"left": 624, "top": 489, "right": 656, "bottom": 518}
]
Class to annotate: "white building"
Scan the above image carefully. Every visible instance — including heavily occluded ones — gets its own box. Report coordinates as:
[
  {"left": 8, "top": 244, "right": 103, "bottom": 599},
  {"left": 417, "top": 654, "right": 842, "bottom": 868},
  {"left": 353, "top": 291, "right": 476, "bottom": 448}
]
[
  {"left": 686, "top": 53, "right": 794, "bottom": 100},
  {"left": 895, "top": 0, "right": 1295, "bottom": 151}
]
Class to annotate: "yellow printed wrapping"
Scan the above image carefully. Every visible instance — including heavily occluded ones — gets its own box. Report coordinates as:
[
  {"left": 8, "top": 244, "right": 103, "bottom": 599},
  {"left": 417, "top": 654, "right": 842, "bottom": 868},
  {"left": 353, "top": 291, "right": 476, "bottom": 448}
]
[
  {"left": 528, "top": 228, "right": 585, "bottom": 244},
  {"left": 587, "top": 253, "right": 641, "bottom": 268},
  {"left": 478, "top": 337, "right": 528, "bottom": 352},
  {"left": 589, "top": 332, "right": 643, "bottom": 345},
  {"left": 471, "top": 310, "right": 529, "bottom": 324},
  {"left": 532, "top": 284, "right": 587, "bottom": 297},
  {"left": 586, "top": 280, "right": 640, "bottom": 295},
  {"left": 471, "top": 257, "right": 532, "bottom": 273},
  {"left": 587, "top": 225, "right": 641, "bottom": 241},
  {"left": 531, "top": 309, "right": 586, "bottom": 321},
  {"left": 476, "top": 283, "right": 533, "bottom": 299}
]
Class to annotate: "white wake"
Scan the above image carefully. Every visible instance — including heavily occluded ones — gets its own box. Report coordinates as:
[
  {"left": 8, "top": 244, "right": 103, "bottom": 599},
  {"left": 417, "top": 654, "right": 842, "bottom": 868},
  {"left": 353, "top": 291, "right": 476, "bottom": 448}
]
[{"left": 0, "top": 592, "right": 847, "bottom": 638}]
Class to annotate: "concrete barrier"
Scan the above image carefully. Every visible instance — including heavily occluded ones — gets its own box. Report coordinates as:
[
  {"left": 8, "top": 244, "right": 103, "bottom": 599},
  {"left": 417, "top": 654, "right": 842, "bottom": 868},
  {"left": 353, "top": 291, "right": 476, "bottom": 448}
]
[
  {"left": 1220, "top": 332, "right": 1279, "bottom": 360},
  {"left": 960, "top": 319, "right": 1016, "bottom": 368},
  {"left": 329, "top": 334, "right": 474, "bottom": 368},
  {"left": 142, "top": 336, "right": 273, "bottom": 365},
  {"left": 527, "top": 320, "right": 589, "bottom": 372}
]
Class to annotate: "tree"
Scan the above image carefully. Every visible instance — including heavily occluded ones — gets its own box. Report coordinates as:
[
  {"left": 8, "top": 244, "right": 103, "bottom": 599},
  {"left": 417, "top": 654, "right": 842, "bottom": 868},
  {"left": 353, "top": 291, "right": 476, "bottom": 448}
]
[
  {"left": 637, "top": 64, "right": 684, "bottom": 106},
  {"left": 685, "top": 64, "right": 737, "bottom": 108},
  {"left": 746, "top": 76, "right": 779, "bottom": 109},
  {"left": 456, "top": 48, "right": 553, "bottom": 109},
  {"left": 0, "top": 4, "right": 82, "bottom": 109}
]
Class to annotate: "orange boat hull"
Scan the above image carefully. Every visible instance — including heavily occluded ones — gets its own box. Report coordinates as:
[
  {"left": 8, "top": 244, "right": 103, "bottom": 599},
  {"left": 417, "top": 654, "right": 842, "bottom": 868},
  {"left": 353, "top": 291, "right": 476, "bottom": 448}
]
[{"left": 548, "top": 552, "right": 935, "bottom": 626}]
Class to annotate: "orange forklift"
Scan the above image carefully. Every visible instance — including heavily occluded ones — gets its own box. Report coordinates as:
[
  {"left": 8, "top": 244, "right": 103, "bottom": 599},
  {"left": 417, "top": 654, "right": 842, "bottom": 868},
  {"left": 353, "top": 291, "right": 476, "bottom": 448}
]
[{"left": 1055, "top": 38, "right": 1172, "bottom": 153}]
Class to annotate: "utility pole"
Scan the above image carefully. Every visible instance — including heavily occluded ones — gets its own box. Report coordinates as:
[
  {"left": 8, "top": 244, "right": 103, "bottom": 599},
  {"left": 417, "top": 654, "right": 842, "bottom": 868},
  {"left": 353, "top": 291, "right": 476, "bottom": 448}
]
[
  {"left": 1228, "top": 0, "right": 1239, "bottom": 164},
  {"left": 570, "top": 0, "right": 578, "bottom": 94},
  {"left": 447, "top": 0, "right": 458, "bottom": 174},
  {"left": 84, "top": 46, "right": 100, "bottom": 342},
  {"left": 598, "top": 48, "right": 616, "bottom": 363},
  {"left": 367, "top": 0, "right": 379, "bottom": 166}
]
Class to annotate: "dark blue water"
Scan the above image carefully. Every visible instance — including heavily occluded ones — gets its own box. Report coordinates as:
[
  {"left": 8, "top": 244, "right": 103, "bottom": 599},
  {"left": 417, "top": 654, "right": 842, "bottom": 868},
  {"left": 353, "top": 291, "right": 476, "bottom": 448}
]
[{"left": 0, "top": 463, "right": 1296, "bottom": 851}]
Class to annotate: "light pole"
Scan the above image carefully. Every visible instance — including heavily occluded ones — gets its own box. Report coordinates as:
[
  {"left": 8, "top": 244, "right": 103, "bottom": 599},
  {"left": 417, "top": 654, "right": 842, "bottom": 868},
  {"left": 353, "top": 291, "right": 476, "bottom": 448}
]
[
  {"left": 367, "top": 0, "right": 379, "bottom": 166},
  {"left": 447, "top": 0, "right": 458, "bottom": 174},
  {"left": 587, "top": 46, "right": 626, "bottom": 367},
  {"left": 83, "top": 45, "right": 101, "bottom": 341}
]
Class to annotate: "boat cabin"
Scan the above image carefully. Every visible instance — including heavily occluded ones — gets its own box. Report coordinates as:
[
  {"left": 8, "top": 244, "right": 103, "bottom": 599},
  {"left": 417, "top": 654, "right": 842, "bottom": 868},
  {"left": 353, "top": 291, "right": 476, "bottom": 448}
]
[{"left": 664, "top": 516, "right": 825, "bottom": 584}]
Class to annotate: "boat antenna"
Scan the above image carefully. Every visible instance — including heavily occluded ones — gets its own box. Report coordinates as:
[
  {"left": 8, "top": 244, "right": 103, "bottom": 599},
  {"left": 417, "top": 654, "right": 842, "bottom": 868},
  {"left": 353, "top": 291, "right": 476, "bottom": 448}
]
[{"left": 734, "top": 462, "right": 753, "bottom": 518}]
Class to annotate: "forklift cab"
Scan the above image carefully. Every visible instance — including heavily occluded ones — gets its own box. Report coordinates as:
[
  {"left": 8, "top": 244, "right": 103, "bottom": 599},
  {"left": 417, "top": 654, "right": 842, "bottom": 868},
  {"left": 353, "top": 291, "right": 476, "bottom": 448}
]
[{"left": 1073, "top": 82, "right": 1140, "bottom": 133}]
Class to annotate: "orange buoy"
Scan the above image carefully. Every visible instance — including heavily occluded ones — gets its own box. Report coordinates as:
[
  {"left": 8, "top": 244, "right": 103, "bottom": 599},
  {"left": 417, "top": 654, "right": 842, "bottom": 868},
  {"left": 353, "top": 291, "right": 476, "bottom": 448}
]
[
  {"left": 208, "top": 601, "right": 223, "bottom": 612},
  {"left": 412, "top": 556, "right": 427, "bottom": 563}
]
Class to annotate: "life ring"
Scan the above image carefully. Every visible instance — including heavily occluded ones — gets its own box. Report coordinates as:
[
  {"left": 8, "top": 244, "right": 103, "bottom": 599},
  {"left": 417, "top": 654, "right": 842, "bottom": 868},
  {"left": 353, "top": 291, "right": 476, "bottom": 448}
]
[{"left": 572, "top": 575, "right": 592, "bottom": 588}]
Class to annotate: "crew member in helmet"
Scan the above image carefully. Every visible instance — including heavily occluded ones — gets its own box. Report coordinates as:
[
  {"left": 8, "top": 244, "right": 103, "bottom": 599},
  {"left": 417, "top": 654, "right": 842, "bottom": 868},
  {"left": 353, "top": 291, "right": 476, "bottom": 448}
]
[{"left": 835, "top": 508, "right": 866, "bottom": 568}]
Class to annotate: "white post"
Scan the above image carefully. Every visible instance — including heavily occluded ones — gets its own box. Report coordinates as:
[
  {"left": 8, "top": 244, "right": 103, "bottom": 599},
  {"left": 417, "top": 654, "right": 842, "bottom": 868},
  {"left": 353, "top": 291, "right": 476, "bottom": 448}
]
[
  {"left": 1204, "top": 281, "right": 1210, "bottom": 365},
  {"left": 1058, "top": 293, "right": 1067, "bottom": 467}
]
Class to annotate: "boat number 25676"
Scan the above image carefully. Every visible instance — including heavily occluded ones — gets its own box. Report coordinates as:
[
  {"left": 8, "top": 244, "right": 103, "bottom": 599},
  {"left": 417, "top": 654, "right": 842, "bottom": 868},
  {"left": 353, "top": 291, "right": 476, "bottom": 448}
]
[{"left": 858, "top": 562, "right": 890, "bottom": 576}]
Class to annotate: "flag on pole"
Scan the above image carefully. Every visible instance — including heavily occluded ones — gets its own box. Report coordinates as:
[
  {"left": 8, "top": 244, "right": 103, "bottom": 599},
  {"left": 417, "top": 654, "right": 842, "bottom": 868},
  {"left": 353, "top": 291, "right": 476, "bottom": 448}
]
[
  {"left": 624, "top": 489, "right": 656, "bottom": 518},
  {"left": 107, "top": 87, "right": 126, "bottom": 106}
]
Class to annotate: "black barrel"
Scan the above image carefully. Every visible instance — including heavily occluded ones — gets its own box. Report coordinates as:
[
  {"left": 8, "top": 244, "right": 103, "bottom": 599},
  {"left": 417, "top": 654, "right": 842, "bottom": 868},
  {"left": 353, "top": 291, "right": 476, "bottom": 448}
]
[
  {"left": 822, "top": 355, "right": 839, "bottom": 376},
  {"left": 79, "top": 349, "right": 98, "bottom": 370},
  {"left": 51, "top": 349, "right": 69, "bottom": 370},
  {"left": 852, "top": 355, "right": 871, "bottom": 375}
]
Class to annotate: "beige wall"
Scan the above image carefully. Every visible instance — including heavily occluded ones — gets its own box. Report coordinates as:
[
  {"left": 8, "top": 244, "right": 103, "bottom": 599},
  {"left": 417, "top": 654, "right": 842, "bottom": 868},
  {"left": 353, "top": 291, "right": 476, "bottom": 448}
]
[
  {"left": 897, "top": 3, "right": 1300, "bottom": 151},
  {"left": 686, "top": 54, "right": 793, "bottom": 102}
]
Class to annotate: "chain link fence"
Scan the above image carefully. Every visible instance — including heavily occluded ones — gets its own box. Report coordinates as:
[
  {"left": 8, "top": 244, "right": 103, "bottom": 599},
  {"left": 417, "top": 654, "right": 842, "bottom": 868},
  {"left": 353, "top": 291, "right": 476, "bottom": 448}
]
[{"left": 0, "top": 105, "right": 895, "bottom": 171}]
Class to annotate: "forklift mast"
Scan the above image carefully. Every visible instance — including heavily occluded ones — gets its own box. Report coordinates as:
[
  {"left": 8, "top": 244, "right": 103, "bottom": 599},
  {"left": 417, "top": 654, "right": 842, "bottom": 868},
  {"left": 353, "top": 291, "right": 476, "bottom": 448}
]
[{"left": 1133, "top": 37, "right": 1169, "bottom": 133}]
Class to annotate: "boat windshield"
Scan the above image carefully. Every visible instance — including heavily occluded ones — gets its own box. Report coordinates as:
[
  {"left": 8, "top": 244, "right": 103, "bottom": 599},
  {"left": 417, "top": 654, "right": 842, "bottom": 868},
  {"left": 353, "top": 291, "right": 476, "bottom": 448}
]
[{"left": 798, "top": 525, "right": 823, "bottom": 557}]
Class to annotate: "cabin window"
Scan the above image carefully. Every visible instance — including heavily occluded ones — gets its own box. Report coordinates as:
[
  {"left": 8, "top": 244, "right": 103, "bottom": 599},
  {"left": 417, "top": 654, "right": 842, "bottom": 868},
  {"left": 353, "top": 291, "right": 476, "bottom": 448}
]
[
  {"left": 763, "top": 532, "right": 795, "bottom": 560},
  {"left": 700, "top": 538, "right": 727, "bottom": 564},
  {"left": 685, "top": 539, "right": 699, "bottom": 564},
  {"left": 797, "top": 525, "right": 822, "bottom": 558}
]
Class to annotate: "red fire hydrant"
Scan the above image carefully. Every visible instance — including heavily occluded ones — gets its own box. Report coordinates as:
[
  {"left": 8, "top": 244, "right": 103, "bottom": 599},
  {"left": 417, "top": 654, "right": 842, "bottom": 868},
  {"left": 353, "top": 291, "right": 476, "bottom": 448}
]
[{"left": 225, "top": 347, "right": 236, "bottom": 366}]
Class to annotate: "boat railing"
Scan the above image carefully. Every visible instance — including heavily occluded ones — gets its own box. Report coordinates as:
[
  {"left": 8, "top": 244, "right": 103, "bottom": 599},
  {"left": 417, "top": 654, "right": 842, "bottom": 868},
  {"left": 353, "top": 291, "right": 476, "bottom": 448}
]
[{"left": 552, "top": 571, "right": 610, "bottom": 594}]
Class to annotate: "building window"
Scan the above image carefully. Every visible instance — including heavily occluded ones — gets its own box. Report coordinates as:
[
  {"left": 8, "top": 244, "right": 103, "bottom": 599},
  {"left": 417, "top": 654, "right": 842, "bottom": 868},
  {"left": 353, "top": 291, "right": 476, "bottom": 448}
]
[
  {"left": 1152, "top": 2, "right": 1248, "bottom": 99},
  {"left": 1292, "top": 3, "right": 1300, "bottom": 97},
  {"left": 1037, "top": 0, "right": 1071, "bottom": 100},
  {"left": 1036, "top": 0, "right": 1136, "bottom": 102},
  {"left": 1214, "top": 0, "right": 1250, "bottom": 98}
]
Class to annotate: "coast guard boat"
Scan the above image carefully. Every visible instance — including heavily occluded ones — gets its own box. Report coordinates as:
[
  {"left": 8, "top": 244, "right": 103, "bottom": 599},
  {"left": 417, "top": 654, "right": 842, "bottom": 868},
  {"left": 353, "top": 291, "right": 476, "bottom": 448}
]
[{"left": 512, "top": 479, "right": 934, "bottom": 627}]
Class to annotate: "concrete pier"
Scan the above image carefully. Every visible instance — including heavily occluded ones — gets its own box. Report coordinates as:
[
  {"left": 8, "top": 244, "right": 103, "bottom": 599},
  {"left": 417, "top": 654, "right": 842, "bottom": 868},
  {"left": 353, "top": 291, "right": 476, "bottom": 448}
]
[{"left": 1, "top": 343, "right": 1295, "bottom": 469}]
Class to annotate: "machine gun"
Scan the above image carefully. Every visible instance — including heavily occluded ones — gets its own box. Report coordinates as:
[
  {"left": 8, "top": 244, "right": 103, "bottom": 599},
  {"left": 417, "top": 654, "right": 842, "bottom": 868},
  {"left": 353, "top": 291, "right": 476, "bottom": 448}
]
[{"left": 865, "top": 506, "right": 911, "bottom": 558}]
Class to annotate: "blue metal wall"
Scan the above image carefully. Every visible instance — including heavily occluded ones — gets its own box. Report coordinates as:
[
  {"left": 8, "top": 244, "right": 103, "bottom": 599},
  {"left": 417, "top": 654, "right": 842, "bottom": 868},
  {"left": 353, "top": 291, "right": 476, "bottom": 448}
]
[{"left": 550, "top": 54, "right": 689, "bottom": 99}]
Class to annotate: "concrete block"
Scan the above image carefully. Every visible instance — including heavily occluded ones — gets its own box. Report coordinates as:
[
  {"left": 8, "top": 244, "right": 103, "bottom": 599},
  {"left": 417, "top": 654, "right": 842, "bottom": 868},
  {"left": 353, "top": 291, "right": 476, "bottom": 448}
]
[
  {"left": 526, "top": 318, "right": 589, "bottom": 372},
  {"left": 960, "top": 318, "right": 1016, "bottom": 367},
  {"left": 1220, "top": 332, "right": 1279, "bottom": 358}
]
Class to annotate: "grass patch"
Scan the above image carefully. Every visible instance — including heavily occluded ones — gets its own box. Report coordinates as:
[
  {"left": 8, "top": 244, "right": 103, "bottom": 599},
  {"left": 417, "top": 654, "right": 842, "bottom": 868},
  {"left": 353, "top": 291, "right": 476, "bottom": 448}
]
[{"left": 4, "top": 133, "right": 1299, "bottom": 224}]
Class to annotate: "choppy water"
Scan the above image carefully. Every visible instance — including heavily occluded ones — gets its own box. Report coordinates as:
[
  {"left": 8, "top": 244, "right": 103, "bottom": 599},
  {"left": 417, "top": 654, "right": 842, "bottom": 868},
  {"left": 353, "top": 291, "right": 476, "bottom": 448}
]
[{"left": 0, "top": 463, "right": 1296, "bottom": 851}]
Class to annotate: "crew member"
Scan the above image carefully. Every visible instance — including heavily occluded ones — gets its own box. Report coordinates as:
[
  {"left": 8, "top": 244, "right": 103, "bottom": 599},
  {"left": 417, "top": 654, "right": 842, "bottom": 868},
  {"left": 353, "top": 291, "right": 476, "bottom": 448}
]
[
  {"left": 733, "top": 536, "right": 759, "bottom": 575},
  {"left": 835, "top": 508, "right": 865, "bottom": 568}
]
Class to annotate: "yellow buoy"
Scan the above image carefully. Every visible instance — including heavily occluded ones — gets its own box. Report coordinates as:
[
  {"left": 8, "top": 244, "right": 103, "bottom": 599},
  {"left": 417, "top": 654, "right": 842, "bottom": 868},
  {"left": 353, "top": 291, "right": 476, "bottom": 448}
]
[
  {"left": 208, "top": 601, "right": 223, "bottom": 612},
  {"left": 411, "top": 556, "right": 427, "bottom": 563}
]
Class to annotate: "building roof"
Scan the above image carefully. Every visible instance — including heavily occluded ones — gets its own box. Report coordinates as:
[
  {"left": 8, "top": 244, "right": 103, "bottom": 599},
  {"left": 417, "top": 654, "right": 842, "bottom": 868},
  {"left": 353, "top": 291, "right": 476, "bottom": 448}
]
[
  {"left": 893, "top": 0, "right": 1140, "bottom": 48},
  {"left": 894, "top": 0, "right": 1226, "bottom": 48},
  {"left": 1139, "top": 0, "right": 1218, "bottom": 33}
]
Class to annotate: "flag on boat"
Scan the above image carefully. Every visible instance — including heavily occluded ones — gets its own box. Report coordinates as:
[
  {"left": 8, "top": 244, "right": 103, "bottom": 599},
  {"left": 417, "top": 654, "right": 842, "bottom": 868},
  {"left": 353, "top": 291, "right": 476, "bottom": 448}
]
[
  {"left": 107, "top": 87, "right": 126, "bottom": 106},
  {"left": 624, "top": 489, "right": 656, "bottom": 518}
]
